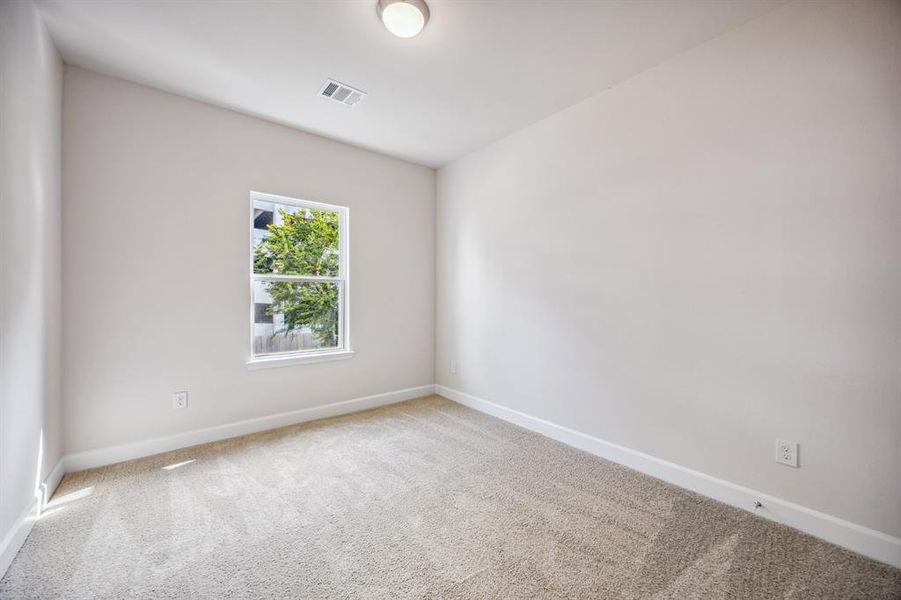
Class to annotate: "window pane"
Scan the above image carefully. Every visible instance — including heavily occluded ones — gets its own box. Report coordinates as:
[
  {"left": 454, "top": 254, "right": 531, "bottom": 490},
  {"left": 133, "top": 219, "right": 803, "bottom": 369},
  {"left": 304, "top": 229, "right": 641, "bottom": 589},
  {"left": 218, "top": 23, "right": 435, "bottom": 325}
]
[
  {"left": 252, "top": 280, "right": 340, "bottom": 356},
  {"left": 252, "top": 199, "right": 340, "bottom": 277}
]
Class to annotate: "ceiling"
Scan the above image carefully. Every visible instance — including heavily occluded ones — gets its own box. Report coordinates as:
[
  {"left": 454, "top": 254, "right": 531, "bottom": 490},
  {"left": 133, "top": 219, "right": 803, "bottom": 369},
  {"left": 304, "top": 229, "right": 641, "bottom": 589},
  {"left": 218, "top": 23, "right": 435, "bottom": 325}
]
[{"left": 37, "top": 0, "right": 783, "bottom": 168}]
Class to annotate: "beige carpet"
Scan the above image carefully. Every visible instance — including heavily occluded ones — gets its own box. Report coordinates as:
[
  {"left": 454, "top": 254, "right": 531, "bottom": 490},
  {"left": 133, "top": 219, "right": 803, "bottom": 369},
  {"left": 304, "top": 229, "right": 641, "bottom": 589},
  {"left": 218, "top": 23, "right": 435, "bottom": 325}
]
[{"left": 2, "top": 396, "right": 899, "bottom": 599}]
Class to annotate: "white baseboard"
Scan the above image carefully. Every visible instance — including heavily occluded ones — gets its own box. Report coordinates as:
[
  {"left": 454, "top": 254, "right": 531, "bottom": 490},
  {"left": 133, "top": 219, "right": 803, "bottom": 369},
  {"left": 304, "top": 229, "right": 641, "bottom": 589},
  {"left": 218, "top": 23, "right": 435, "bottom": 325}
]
[
  {"left": 39, "top": 460, "right": 65, "bottom": 509},
  {"left": 0, "top": 460, "right": 64, "bottom": 578},
  {"left": 0, "top": 459, "right": 63, "bottom": 578},
  {"left": 0, "top": 500, "right": 38, "bottom": 580},
  {"left": 436, "top": 384, "right": 901, "bottom": 569},
  {"left": 64, "top": 384, "right": 435, "bottom": 472}
]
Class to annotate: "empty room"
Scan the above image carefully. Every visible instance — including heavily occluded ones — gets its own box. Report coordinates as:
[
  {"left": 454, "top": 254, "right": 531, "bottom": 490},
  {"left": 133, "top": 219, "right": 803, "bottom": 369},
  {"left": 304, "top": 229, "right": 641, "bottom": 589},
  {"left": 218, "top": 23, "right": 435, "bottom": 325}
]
[{"left": 1, "top": 0, "right": 899, "bottom": 597}]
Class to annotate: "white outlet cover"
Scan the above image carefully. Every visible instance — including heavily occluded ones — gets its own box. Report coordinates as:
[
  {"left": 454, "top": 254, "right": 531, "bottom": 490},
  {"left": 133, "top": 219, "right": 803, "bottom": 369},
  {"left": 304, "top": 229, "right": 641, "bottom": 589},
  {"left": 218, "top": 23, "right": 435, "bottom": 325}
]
[
  {"left": 173, "top": 391, "right": 188, "bottom": 410},
  {"left": 776, "top": 439, "right": 798, "bottom": 468},
  {"left": 450, "top": 360, "right": 457, "bottom": 374}
]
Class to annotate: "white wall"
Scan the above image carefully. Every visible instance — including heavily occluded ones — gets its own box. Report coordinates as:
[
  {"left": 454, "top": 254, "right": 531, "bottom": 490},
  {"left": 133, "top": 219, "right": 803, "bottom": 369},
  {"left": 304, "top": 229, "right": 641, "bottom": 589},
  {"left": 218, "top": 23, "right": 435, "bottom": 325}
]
[
  {"left": 62, "top": 67, "right": 435, "bottom": 454},
  {"left": 0, "top": 0, "right": 63, "bottom": 571},
  {"left": 436, "top": 0, "right": 901, "bottom": 539}
]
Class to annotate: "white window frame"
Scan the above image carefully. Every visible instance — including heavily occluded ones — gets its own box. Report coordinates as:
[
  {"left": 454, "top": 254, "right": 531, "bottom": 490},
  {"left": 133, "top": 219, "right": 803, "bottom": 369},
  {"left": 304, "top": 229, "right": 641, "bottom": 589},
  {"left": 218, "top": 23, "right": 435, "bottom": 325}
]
[{"left": 247, "top": 191, "right": 353, "bottom": 369}]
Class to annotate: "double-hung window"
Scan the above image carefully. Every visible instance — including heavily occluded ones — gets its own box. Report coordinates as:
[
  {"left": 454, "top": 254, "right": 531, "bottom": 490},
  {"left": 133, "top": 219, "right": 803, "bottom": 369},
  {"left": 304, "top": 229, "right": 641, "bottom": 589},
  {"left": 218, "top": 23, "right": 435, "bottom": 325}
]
[{"left": 249, "top": 191, "right": 350, "bottom": 366}]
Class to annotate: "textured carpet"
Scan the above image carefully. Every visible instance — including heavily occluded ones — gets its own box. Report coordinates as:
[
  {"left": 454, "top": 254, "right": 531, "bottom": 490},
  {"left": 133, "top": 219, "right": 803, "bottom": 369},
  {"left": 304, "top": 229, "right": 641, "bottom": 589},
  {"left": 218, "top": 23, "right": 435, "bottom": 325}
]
[{"left": 2, "top": 396, "right": 899, "bottom": 599}]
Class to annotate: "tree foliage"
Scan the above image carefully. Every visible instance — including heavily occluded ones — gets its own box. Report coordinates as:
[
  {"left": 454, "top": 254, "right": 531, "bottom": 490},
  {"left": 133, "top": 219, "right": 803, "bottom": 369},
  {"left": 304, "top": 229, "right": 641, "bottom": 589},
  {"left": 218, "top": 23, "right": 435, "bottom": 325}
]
[{"left": 254, "top": 208, "right": 340, "bottom": 347}]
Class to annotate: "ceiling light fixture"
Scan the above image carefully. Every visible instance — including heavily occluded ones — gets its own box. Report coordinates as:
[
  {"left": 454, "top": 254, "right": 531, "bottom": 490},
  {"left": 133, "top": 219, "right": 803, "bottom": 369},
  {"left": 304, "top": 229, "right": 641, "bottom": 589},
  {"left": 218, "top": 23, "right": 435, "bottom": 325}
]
[{"left": 377, "top": 0, "right": 430, "bottom": 39}]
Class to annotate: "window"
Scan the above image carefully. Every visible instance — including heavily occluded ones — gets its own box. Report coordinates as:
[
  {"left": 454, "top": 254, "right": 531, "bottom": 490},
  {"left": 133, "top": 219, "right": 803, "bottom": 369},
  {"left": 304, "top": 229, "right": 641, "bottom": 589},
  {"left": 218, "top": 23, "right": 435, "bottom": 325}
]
[{"left": 249, "top": 191, "right": 351, "bottom": 366}]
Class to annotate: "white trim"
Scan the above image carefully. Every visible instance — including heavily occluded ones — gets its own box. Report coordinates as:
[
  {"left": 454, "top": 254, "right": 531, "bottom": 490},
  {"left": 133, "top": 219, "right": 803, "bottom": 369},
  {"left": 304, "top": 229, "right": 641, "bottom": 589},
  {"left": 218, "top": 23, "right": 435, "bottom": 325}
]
[
  {"left": 38, "top": 460, "right": 65, "bottom": 509},
  {"left": 63, "top": 384, "right": 435, "bottom": 472},
  {"left": 253, "top": 274, "right": 341, "bottom": 283},
  {"left": 0, "top": 459, "right": 66, "bottom": 578},
  {"left": 0, "top": 499, "right": 38, "bottom": 579},
  {"left": 250, "top": 190, "right": 344, "bottom": 214},
  {"left": 435, "top": 385, "right": 901, "bottom": 569},
  {"left": 246, "top": 349, "right": 355, "bottom": 369}
]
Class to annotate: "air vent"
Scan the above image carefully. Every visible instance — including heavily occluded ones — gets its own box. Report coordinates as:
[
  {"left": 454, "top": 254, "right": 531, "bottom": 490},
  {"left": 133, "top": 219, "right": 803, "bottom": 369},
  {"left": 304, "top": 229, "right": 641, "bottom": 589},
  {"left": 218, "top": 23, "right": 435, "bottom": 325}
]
[{"left": 319, "top": 79, "right": 367, "bottom": 108}]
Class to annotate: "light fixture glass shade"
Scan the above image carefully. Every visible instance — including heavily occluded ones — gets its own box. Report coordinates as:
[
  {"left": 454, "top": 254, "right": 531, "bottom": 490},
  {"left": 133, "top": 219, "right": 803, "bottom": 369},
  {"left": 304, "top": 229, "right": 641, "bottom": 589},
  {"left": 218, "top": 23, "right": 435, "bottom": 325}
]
[{"left": 378, "top": 0, "right": 429, "bottom": 38}]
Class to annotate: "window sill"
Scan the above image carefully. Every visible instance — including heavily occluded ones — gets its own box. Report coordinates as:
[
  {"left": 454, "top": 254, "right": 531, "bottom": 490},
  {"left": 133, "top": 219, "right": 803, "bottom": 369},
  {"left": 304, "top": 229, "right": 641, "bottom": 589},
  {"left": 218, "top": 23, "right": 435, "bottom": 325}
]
[{"left": 246, "top": 350, "right": 355, "bottom": 370}]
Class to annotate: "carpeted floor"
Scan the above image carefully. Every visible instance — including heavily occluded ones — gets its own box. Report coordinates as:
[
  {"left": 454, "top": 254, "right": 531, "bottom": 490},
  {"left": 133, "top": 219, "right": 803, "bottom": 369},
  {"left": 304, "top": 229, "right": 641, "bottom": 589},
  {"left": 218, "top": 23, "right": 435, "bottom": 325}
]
[{"left": 2, "top": 396, "right": 899, "bottom": 599}]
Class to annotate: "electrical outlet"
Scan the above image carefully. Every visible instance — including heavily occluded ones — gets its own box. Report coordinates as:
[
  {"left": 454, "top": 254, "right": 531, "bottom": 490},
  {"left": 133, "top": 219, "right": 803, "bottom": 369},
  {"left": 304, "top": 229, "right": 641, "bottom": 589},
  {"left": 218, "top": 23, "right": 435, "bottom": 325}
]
[
  {"left": 776, "top": 439, "right": 798, "bottom": 467},
  {"left": 450, "top": 360, "right": 457, "bottom": 374},
  {"left": 172, "top": 391, "right": 188, "bottom": 410}
]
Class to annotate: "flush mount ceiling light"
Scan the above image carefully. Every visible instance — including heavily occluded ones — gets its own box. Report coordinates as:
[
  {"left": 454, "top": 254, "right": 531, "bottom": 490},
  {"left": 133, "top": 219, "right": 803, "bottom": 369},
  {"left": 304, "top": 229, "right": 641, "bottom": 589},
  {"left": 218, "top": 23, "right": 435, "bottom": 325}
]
[{"left": 377, "top": 0, "right": 430, "bottom": 38}]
